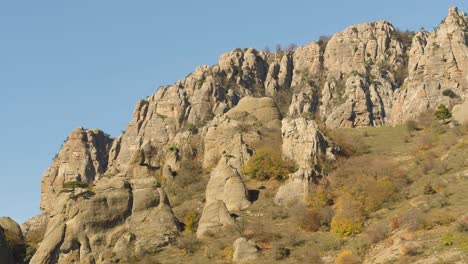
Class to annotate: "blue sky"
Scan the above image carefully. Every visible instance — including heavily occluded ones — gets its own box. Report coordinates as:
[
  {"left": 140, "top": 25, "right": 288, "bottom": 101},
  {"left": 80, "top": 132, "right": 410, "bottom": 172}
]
[{"left": 0, "top": 0, "right": 466, "bottom": 224}]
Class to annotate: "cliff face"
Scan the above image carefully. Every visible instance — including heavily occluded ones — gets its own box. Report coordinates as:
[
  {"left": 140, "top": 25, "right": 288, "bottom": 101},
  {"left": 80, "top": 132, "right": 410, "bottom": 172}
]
[
  {"left": 27, "top": 7, "right": 468, "bottom": 264},
  {"left": 392, "top": 7, "right": 468, "bottom": 123}
]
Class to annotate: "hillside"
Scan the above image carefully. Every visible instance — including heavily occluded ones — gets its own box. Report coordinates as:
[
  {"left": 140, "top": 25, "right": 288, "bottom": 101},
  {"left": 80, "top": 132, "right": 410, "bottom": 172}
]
[{"left": 0, "top": 6, "right": 467, "bottom": 264}]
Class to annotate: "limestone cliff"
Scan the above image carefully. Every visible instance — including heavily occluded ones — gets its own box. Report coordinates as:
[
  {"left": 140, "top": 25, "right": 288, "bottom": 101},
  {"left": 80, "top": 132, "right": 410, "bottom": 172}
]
[{"left": 28, "top": 6, "right": 468, "bottom": 264}]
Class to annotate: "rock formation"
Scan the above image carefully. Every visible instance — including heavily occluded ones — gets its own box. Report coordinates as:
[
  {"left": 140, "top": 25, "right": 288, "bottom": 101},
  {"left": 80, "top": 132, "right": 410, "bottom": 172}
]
[
  {"left": 31, "top": 176, "right": 179, "bottom": 264},
  {"left": 197, "top": 97, "right": 282, "bottom": 238},
  {"left": 40, "top": 128, "right": 113, "bottom": 213},
  {"left": 25, "top": 6, "right": 468, "bottom": 263},
  {"left": 275, "top": 118, "right": 336, "bottom": 205},
  {"left": 232, "top": 237, "right": 260, "bottom": 262}
]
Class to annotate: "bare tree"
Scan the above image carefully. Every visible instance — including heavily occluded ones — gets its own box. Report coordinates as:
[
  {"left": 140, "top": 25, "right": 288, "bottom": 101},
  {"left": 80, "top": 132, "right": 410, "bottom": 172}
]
[{"left": 287, "top": 43, "right": 298, "bottom": 52}]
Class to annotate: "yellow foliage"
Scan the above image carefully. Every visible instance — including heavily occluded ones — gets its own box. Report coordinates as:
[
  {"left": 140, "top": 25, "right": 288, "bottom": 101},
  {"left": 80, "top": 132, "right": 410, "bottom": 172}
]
[
  {"left": 335, "top": 250, "right": 361, "bottom": 264},
  {"left": 331, "top": 217, "right": 362, "bottom": 238},
  {"left": 223, "top": 245, "right": 234, "bottom": 260},
  {"left": 183, "top": 211, "right": 198, "bottom": 233},
  {"left": 243, "top": 148, "right": 296, "bottom": 181}
]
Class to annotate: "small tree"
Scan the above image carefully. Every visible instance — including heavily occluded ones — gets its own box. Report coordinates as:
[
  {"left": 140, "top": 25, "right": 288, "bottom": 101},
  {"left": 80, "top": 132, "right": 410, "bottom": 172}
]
[{"left": 434, "top": 104, "right": 452, "bottom": 123}]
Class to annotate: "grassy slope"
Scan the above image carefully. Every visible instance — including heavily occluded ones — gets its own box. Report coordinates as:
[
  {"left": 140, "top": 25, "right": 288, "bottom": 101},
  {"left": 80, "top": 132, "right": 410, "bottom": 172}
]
[{"left": 145, "top": 123, "right": 468, "bottom": 264}]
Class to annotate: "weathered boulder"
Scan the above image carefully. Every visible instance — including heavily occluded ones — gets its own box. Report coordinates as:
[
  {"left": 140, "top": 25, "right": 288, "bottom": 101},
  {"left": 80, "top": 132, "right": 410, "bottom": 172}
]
[
  {"left": 233, "top": 237, "right": 260, "bottom": 262},
  {"left": 275, "top": 118, "right": 336, "bottom": 205},
  {"left": 22, "top": 214, "right": 49, "bottom": 244},
  {"left": 31, "top": 176, "right": 179, "bottom": 264}
]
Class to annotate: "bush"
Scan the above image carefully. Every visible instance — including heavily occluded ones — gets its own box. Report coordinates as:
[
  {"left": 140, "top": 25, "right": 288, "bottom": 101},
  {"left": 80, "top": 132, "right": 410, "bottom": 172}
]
[
  {"left": 441, "top": 233, "right": 454, "bottom": 246},
  {"left": 365, "top": 223, "right": 390, "bottom": 243},
  {"left": 335, "top": 250, "right": 360, "bottom": 264},
  {"left": 331, "top": 217, "right": 363, "bottom": 238},
  {"left": 442, "top": 89, "right": 457, "bottom": 98},
  {"left": 275, "top": 246, "right": 291, "bottom": 260},
  {"left": 406, "top": 120, "right": 419, "bottom": 132},
  {"left": 63, "top": 181, "right": 89, "bottom": 189},
  {"left": 434, "top": 104, "right": 452, "bottom": 122},
  {"left": 243, "top": 148, "right": 296, "bottom": 181},
  {"left": 176, "top": 233, "right": 201, "bottom": 255},
  {"left": 183, "top": 210, "right": 199, "bottom": 233},
  {"left": 423, "top": 184, "right": 437, "bottom": 195},
  {"left": 295, "top": 209, "right": 321, "bottom": 232}
]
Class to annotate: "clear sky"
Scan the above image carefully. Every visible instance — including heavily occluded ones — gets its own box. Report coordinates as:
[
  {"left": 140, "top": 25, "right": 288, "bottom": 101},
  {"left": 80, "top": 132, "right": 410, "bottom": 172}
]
[{"left": 1, "top": 0, "right": 467, "bottom": 224}]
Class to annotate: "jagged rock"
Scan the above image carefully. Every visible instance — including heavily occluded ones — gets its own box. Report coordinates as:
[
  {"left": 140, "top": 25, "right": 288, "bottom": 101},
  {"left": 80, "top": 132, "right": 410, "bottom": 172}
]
[
  {"left": 291, "top": 42, "right": 322, "bottom": 87},
  {"left": 275, "top": 118, "right": 335, "bottom": 205},
  {"left": 198, "top": 97, "right": 282, "bottom": 238},
  {"left": 40, "top": 128, "right": 113, "bottom": 213},
  {"left": 324, "top": 21, "right": 404, "bottom": 78},
  {"left": 232, "top": 237, "right": 260, "bottom": 262},
  {"left": 288, "top": 86, "right": 318, "bottom": 118},
  {"left": 31, "top": 176, "right": 179, "bottom": 264},
  {"left": 22, "top": 214, "right": 49, "bottom": 244},
  {"left": 392, "top": 7, "right": 468, "bottom": 123},
  {"left": 203, "top": 96, "right": 281, "bottom": 169}
]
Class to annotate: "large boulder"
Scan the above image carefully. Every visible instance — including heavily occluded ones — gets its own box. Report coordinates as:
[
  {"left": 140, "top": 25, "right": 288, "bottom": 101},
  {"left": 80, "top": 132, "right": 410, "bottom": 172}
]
[
  {"left": 232, "top": 237, "right": 260, "bottom": 262},
  {"left": 31, "top": 176, "right": 179, "bottom": 264}
]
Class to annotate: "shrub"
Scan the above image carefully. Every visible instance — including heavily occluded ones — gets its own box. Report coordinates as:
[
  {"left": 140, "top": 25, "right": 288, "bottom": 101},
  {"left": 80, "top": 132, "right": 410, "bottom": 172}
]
[
  {"left": 176, "top": 233, "right": 201, "bottom": 255},
  {"left": 335, "top": 250, "right": 360, "bottom": 264},
  {"left": 243, "top": 148, "right": 296, "bottom": 181},
  {"left": 441, "top": 233, "right": 454, "bottom": 246},
  {"left": 275, "top": 246, "right": 291, "bottom": 260},
  {"left": 455, "top": 216, "right": 468, "bottom": 232},
  {"left": 365, "top": 223, "right": 390, "bottom": 243},
  {"left": 331, "top": 217, "right": 362, "bottom": 238},
  {"left": 442, "top": 89, "right": 457, "bottom": 98},
  {"left": 423, "top": 184, "right": 437, "bottom": 195},
  {"left": 295, "top": 209, "right": 321, "bottom": 232},
  {"left": 223, "top": 245, "right": 234, "bottom": 260},
  {"left": 406, "top": 120, "right": 419, "bottom": 132},
  {"left": 63, "top": 181, "right": 89, "bottom": 189},
  {"left": 329, "top": 132, "right": 370, "bottom": 157},
  {"left": 183, "top": 210, "right": 199, "bottom": 233},
  {"left": 434, "top": 104, "right": 452, "bottom": 122}
]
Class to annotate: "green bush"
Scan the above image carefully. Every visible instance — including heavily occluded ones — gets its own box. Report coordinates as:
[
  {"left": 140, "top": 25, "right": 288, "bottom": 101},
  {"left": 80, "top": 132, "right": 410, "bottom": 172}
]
[
  {"left": 243, "top": 148, "right": 296, "bottom": 181},
  {"left": 442, "top": 89, "right": 457, "bottom": 98},
  {"left": 63, "top": 181, "right": 89, "bottom": 190},
  {"left": 434, "top": 104, "right": 452, "bottom": 122}
]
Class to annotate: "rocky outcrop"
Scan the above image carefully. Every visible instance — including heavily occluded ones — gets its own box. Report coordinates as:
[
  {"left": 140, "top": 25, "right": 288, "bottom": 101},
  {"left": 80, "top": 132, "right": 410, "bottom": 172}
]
[
  {"left": 40, "top": 128, "right": 113, "bottom": 213},
  {"left": 30, "top": 6, "right": 467, "bottom": 263},
  {"left": 22, "top": 214, "right": 49, "bottom": 245},
  {"left": 31, "top": 176, "right": 179, "bottom": 264},
  {"left": 232, "top": 237, "right": 260, "bottom": 262},
  {"left": 275, "top": 118, "right": 336, "bottom": 205},
  {"left": 197, "top": 97, "right": 282, "bottom": 238},
  {"left": 392, "top": 7, "right": 468, "bottom": 123},
  {"left": 0, "top": 218, "right": 25, "bottom": 264}
]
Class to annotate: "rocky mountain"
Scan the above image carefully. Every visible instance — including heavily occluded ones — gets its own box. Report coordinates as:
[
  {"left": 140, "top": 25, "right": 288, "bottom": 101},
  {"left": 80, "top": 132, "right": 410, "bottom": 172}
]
[{"left": 2, "top": 6, "right": 466, "bottom": 264}]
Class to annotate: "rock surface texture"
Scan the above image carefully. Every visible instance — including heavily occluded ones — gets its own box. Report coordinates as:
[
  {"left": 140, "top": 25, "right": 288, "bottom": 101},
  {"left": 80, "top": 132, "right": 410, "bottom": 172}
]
[
  {"left": 25, "top": 6, "right": 468, "bottom": 264},
  {"left": 232, "top": 237, "right": 260, "bottom": 262},
  {"left": 275, "top": 118, "right": 336, "bottom": 205}
]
